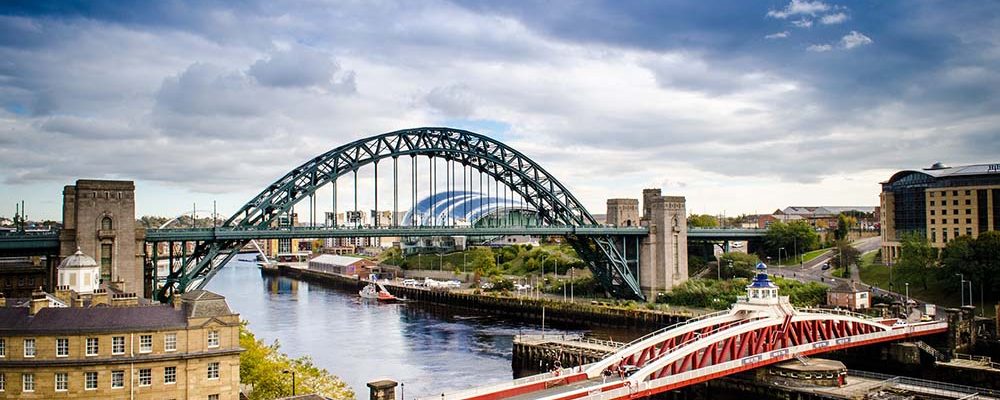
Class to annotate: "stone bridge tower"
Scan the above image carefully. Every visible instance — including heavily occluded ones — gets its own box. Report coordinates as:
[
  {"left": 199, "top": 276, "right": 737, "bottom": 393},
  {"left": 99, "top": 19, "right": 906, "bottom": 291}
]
[
  {"left": 638, "top": 189, "right": 688, "bottom": 301},
  {"left": 606, "top": 198, "right": 639, "bottom": 227},
  {"left": 59, "top": 180, "right": 145, "bottom": 295}
]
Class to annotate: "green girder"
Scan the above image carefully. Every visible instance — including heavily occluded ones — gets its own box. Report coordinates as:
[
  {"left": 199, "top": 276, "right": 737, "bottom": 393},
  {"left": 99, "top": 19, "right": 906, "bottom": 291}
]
[{"left": 154, "top": 127, "right": 645, "bottom": 301}]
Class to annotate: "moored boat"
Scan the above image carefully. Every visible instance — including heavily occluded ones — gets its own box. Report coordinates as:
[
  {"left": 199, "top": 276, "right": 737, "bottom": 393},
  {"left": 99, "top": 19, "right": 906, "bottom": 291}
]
[{"left": 359, "top": 281, "right": 399, "bottom": 302}]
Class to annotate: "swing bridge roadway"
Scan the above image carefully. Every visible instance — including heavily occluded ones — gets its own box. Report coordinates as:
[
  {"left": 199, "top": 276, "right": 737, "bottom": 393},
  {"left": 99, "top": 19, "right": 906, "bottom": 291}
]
[{"left": 0, "top": 127, "right": 764, "bottom": 302}]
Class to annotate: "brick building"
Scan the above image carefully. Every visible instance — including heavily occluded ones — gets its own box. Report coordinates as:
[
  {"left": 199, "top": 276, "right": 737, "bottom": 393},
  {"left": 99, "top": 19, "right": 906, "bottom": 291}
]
[{"left": 0, "top": 288, "right": 242, "bottom": 399}]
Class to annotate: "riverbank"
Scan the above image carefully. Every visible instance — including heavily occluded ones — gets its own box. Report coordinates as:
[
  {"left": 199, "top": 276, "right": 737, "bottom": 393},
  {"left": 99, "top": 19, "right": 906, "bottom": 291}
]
[{"left": 275, "top": 265, "right": 699, "bottom": 329}]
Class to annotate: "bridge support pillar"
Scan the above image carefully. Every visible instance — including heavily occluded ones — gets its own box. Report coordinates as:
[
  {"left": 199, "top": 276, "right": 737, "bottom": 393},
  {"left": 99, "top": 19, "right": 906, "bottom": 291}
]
[
  {"left": 639, "top": 189, "right": 688, "bottom": 301},
  {"left": 58, "top": 180, "right": 145, "bottom": 295}
]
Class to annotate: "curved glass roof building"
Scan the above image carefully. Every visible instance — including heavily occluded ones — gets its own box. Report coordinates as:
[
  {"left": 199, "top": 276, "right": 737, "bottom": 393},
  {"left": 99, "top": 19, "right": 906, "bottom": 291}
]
[{"left": 401, "top": 190, "right": 537, "bottom": 227}]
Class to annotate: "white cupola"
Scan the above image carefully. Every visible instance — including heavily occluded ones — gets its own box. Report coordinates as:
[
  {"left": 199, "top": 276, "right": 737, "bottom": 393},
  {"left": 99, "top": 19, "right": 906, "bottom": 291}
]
[
  {"left": 58, "top": 247, "right": 101, "bottom": 294},
  {"left": 746, "top": 262, "right": 780, "bottom": 305}
]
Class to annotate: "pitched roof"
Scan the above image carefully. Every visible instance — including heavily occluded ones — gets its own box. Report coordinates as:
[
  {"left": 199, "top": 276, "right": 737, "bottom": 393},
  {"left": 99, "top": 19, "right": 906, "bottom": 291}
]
[{"left": 0, "top": 305, "right": 188, "bottom": 334}]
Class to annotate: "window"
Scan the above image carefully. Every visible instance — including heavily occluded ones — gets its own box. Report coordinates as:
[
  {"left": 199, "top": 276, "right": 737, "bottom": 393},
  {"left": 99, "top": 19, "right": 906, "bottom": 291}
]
[
  {"left": 0, "top": 338, "right": 5, "bottom": 357},
  {"left": 209, "top": 395, "right": 220, "bottom": 400},
  {"left": 930, "top": 219, "right": 935, "bottom": 225},
  {"left": 966, "top": 190, "right": 971, "bottom": 195},
  {"left": 55, "top": 372, "right": 68, "bottom": 391},
  {"left": 967, "top": 209, "right": 973, "bottom": 214},
  {"left": 23, "top": 338, "right": 35, "bottom": 357},
  {"left": 140, "top": 334, "right": 153, "bottom": 353},
  {"left": 0, "top": 373, "right": 4, "bottom": 391},
  {"left": 953, "top": 190, "right": 959, "bottom": 196},
  {"left": 101, "top": 216, "right": 113, "bottom": 230},
  {"left": 112, "top": 370, "right": 124, "bottom": 389},
  {"left": 954, "top": 219, "right": 959, "bottom": 224},
  {"left": 930, "top": 200, "right": 935, "bottom": 206},
  {"left": 165, "top": 333, "right": 177, "bottom": 352},
  {"left": 138, "top": 369, "right": 151, "bottom": 386},
  {"left": 112, "top": 336, "right": 125, "bottom": 355},
  {"left": 164, "top": 366, "right": 177, "bottom": 384},
  {"left": 207, "top": 362, "right": 220, "bottom": 379},
  {"left": 207, "top": 330, "right": 220, "bottom": 348},
  {"left": 966, "top": 199, "right": 972, "bottom": 205},
  {"left": 100, "top": 243, "right": 112, "bottom": 282},
  {"left": 942, "top": 209, "right": 948, "bottom": 215},
  {"left": 86, "top": 337, "right": 99, "bottom": 356},
  {"left": 967, "top": 218, "right": 973, "bottom": 224},
  {"left": 22, "top": 373, "right": 33, "bottom": 392},
  {"left": 86, "top": 371, "right": 98, "bottom": 390},
  {"left": 953, "top": 200, "right": 959, "bottom": 206},
  {"left": 57, "top": 338, "right": 69, "bottom": 357},
  {"left": 930, "top": 210, "right": 935, "bottom": 215}
]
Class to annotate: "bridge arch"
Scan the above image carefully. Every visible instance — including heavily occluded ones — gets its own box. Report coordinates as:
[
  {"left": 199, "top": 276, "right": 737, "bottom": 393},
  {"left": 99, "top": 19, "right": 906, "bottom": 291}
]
[{"left": 155, "top": 127, "right": 642, "bottom": 300}]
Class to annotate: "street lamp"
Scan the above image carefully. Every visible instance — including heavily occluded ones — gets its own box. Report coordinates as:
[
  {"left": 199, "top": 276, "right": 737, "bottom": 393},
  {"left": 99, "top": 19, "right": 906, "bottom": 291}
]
[
  {"left": 905, "top": 282, "right": 909, "bottom": 307},
  {"left": 956, "top": 273, "right": 965, "bottom": 307},
  {"left": 282, "top": 370, "right": 296, "bottom": 396},
  {"left": 778, "top": 247, "right": 784, "bottom": 267}
]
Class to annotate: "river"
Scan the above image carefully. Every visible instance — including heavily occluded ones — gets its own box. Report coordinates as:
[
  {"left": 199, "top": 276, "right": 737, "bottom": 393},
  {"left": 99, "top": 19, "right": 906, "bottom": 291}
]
[{"left": 205, "top": 259, "right": 647, "bottom": 398}]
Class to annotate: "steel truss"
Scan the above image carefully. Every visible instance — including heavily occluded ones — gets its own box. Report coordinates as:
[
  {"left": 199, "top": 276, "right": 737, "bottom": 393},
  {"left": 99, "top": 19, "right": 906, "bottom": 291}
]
[{"left": 153, "top": 128, "right": 644, "bottom": 301}]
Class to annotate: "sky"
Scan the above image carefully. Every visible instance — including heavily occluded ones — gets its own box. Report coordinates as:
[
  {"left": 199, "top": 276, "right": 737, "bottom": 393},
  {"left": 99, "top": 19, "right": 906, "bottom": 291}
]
[{"left": 1, "top": 0, "right": 999, "bottom": 221}]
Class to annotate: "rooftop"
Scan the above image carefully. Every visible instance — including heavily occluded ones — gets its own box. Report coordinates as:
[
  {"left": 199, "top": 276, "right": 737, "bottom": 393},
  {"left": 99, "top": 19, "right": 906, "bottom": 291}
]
[{"left": 0, "top": 304, "right": 188, "bottom": 334}]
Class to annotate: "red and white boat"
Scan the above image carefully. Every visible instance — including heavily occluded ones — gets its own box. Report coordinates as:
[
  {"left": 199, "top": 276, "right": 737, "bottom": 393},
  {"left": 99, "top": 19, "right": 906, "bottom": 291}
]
[{"left": 359, "top": 282, "right": 399, "bottom": 302}]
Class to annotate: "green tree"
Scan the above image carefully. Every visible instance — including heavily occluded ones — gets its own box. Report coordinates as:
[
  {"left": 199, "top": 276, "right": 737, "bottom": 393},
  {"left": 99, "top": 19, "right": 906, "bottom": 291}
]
[
  {"left": 763, "top": 220, "right": 820, "bottom": 261},
  {"left": 834, "top": 214, "right": 850, "bottom": 241},
  {"left": 719, "top": 252, "right": 760, "bottom": 279},
  {"left": 830, "top": 240, "right": 860, "bottom": 271},
  {"left": 688, "top": 214, "right": 719, "bottom": 228},
  {"left": 240, "top": 322, "right": 353, "bottom": 400},
  {"left": 896, "top": 232, "right": 937, "bottom": 290},
  {"left": 468, "top": 247, "right": 498, "bottom": 277},
  {"left": 941, "top": 231, "right": 1000, "bottom": 296}
]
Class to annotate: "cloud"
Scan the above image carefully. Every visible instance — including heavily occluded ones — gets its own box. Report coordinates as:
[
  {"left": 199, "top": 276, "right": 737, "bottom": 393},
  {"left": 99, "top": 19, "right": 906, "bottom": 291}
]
[
  {"left": 424, "top": 84, "right": 478, "bottom": 118},
  {"left": 820, "top": 12, "right": 848, "bottom": 25},
  {"left": 791, "top": 18, "right": 813, "bottom": 28},
  {"left": 807, "top": 44, "right": 833, "bottom": 52},
  {"left": 247, "top": 47, "right": 356, "bottom": 92},
  {"left": 765, "top": 31, "right": 790, "bottom": 39},
  {"left": 840, "top": 31, "right": 873, "bottom": 49},
  {"left": 767, "top": 0, "right": 831, "bottom": 19}
]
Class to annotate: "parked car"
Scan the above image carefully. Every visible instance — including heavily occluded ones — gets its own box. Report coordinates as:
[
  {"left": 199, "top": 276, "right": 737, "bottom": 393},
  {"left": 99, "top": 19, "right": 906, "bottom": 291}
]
[
  {"left": 402, "top": 279, "right": 419, "bottom": 287},
  {"left": 514, "top": 283, "right": 532, "bottom": 291},
  {"left": 821, "top": 263, "right": 831, "bottom": 270},
  {"left": 480, "top": 282, "right": 494, "bottom": 290},
  {"left": 445, "top": 280, "right": 462, "bottom": 289}
]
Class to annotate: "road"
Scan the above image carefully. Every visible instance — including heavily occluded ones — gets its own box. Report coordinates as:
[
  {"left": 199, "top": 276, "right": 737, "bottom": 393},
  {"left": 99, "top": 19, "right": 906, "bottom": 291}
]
[{"left": 775, "top": 236, "right": 880, "bottom": 287}]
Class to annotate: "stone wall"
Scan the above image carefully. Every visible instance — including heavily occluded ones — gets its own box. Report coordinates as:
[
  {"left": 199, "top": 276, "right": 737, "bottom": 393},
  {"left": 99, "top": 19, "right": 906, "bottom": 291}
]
[{"left": 639, "top": 189, "right": 688, "bottom": 301}]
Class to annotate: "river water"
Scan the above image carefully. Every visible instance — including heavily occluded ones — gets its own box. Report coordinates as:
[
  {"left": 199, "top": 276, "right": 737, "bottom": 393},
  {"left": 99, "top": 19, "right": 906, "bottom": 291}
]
[{"left": 205, "top": 259, "right": 647, "bottom": 398}]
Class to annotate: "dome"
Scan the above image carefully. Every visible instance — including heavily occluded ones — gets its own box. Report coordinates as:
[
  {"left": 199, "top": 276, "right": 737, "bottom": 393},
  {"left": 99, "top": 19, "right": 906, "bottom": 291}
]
[
  {"left": 925, "top": 162, "right": 950, "bottom": 170},
  {"left": 59, "top": 247, "right": 98, "bottom": 269}
]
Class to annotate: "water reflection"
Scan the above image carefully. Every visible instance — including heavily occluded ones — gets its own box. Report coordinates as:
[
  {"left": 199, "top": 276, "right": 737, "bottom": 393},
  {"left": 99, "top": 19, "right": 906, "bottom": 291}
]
[{"left": 206, "top": 259, "right": 644, "bottom": 397}]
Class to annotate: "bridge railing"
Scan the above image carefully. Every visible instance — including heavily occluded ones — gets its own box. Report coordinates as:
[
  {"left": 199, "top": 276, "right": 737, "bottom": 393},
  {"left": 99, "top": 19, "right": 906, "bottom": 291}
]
[
  {"left": 421, "top": 366, "right": 586, "bottom": 400},
  {"left": 632, "top": 316, "right": 769, "bottom": 370},
  {"left": 849, "top": 369, "right": 1000, "bottom": 398},
  {"left": 795, "top": 307, "right": 878, "bottom": 321},
  {"left": 618, "top": 310, "right": 730, "bottom": 350},
  {"left": 954, "top": 353, "right": 1000, "bottom": 370},
  {"left": 577, "top": 321, "right": 949, "bottom": 400}
]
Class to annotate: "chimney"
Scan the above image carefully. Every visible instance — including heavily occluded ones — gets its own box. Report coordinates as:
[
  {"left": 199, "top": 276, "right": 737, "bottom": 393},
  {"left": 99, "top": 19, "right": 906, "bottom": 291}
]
[
  {"left": 29, "top": 287, "right": 48, "bottom": 315},
  {"left": 172, "top": 294, "right": 184, "bottom": 310},
  {"left": 55, "top": 285, "right": 75, "bottom": 305},
  {"left": 111, "top": 292, "right": 138, "bottom": 307},
  {"left": 91, "top": 289, "right": 109, "bottom": 306}
]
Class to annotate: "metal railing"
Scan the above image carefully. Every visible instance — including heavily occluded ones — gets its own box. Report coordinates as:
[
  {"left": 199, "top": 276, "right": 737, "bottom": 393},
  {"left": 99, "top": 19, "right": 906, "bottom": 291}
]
[
  {"left": 849, "top": 369, "right": 1000, "bottom": 398},
  {"left": 954, "top": 353, "right": 1000, "bottom": 370}
]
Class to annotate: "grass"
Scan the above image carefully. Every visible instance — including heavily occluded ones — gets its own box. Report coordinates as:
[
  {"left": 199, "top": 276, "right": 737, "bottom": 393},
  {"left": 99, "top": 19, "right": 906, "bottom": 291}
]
[{"left": 801, "top": 248, "right": 832, "bottom": 263}]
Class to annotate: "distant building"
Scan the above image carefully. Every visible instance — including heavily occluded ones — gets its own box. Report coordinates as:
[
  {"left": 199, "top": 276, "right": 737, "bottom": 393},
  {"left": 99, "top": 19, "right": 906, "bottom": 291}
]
[
  {"left": 880, "top": 162, "right": 1000, "bottom": 263},
  {"left": 827, "top": 280, "right": 870, "bottom": 310},
  {"left": 606, "top": 199, "right": 639, "bottom": 227},
  {"left": 756, "top": 214, "right": 804, "bottom": 229},
  {"left": 775, "top": 206, "right": 877, "bottom": 230},
  {"left": 307, "top": 254, "right": 377, "bottom": 277},
  {"left": 0, "top": 288, "right": 242, "bottom": 399}
]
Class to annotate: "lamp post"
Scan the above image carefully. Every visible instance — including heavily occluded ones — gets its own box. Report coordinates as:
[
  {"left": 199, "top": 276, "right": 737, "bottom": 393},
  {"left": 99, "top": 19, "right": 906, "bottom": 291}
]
[
  {"left": 778, "top": 247, "right": 784, "bottom": 267},
  {"left": 905, "top": 282, "right": 909, "bottom": 307},
  {"left": 570, "top": 267, "right": 574, "bottom": 302},
  {"left": 282, "top": 370, "right": 296, "bottom": 396},
  {"left": 956, "top": 273, "right": 965, "bottom": 307}
]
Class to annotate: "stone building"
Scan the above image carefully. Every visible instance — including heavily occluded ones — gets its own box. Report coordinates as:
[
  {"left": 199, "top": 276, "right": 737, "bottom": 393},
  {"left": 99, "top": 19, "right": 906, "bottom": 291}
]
[
  {"left": 606, "top": 199, "right": 639, "bottom": 227},
  {"left": 0, "top": 288, "right": 242, "bottom": 399},
  {"left": 827, "top": 280, "right": 871, "bottom": 310},
  {"left": 58, "top": 180, "right": 145, "bottom": 295},
  {"left": 638, "top": 189, "right": 688, "bottom": 300}
]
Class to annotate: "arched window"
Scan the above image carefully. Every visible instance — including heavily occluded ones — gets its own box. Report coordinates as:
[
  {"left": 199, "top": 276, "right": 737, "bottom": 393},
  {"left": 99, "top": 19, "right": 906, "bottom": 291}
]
[{"left": 101, "top": 217, "right": 113, "bottom": 230}]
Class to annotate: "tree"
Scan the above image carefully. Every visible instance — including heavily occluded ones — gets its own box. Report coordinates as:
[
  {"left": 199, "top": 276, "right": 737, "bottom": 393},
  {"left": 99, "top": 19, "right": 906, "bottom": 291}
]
[
  {"left": 719, "top": 252, "right": 760, "bottom": 279},
  {"left": 688, "top": 214, "right": 719, "bottom": 228},
  {"left": 941, "top": 231, "right": 1000, "bottom": 296},
  {"left": 240, "top": 322, "right": 353, "bottom": 400},
  {"left": 468, "top": 247, "right": 498, "bottom": 278},
  {"left": 834, "top": 214, "right": 851, "bottom": 241},
  {"left": 763, "top": 220, "right": 820, "bottom": 260},
  {"left": 896, "top": 232, "right": 936, "bottom": 290},
  {"left": 829, "top": 240, "right": 860, "bottom": 272}
]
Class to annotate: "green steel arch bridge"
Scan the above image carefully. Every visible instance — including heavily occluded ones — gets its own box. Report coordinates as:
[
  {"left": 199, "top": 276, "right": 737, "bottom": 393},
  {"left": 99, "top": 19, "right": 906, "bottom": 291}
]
[{"left": 0, "top": 128, "right": 765, "bottom": 301}]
